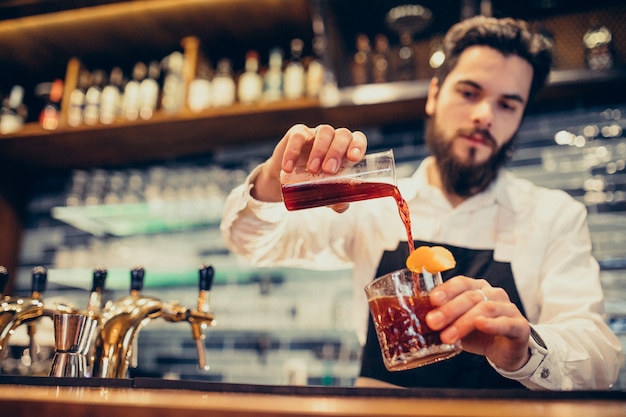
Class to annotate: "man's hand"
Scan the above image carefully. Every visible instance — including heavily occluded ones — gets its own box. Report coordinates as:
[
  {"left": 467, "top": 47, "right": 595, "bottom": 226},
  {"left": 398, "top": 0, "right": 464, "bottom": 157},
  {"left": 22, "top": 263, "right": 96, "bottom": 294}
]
[
  {"left": 425, "top": 275, "right": 531, "bottom": 371},
  {"left": 252, "top": 124, "right": 368, "bottom": 207}
]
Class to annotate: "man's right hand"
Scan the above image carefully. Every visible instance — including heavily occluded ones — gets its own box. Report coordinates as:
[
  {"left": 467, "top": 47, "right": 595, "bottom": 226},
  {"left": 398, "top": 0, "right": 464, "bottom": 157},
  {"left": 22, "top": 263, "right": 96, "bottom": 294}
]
[{"left": 251, "top": 124, "right": 368, "bottom": 204}]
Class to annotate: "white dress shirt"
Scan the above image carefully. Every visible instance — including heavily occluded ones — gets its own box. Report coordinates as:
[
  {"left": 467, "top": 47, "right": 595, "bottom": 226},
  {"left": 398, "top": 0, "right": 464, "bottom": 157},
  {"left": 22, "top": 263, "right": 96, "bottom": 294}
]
[{"left": 220, "top": 157, "right": 622, "bottom": 390}]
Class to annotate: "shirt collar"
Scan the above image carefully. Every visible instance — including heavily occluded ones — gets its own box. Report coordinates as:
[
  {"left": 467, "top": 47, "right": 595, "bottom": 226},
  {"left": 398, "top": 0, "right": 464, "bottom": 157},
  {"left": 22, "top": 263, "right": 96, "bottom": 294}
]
[{"left": 402, "top": 156, "right": 516, "bottom": 212}]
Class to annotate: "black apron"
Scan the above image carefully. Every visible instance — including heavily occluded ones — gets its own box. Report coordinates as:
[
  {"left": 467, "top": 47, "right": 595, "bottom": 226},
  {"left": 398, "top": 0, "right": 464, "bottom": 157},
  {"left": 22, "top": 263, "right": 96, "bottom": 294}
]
[{"left": 359, "top": 240, "right": 527, "bottom": 389}]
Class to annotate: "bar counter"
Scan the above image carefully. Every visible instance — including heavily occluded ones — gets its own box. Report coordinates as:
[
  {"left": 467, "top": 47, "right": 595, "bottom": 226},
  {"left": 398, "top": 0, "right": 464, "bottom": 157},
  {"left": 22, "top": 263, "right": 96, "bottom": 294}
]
[{"left": 1, "top": 376, "right": 624, "bottom": 417}]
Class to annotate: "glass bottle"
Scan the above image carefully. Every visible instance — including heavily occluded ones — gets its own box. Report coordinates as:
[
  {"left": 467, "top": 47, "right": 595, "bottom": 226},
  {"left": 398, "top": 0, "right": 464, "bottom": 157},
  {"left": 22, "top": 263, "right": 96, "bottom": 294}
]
[
  {"left": 37, "top": 78, "right": 64, "bottom": 130},
  {"left": 306, "top": 36, "right": 325, "bottom": 98},
  {"left": 283, "top": 39, "right": 305, "bottom": 99},
  {"left": 67, "top": 70, "right": 90, "bottom": 127},
  {"left": 0, "top": 85, "right": 27, "bottom": 135},
  {"left": 139, "top": 60, "right": 161, "bottom": 120},
  {"left": 161, "top": 52, "right": 185, "bottom": 114},
  {"left": 122, "top": 62, "right": 146, "bottom": 121},
  {"left": 583, "top": 20, "right": 614, "bottom": 71},
  {"left": 83, "top": 70, "right": 105, "bottom": 125},
  {"left": 237, "top": 50, "right": 263, "bottom": 105},
  {"left": 351, "top": 34, "right": 371, "bottom": 85},
  {"left": 100, "top": 66, "right": 123, "bottom": 124},
  {"left": 212, "top": 58, "right": 236, "bottom": 107},
  {"left": 371, "top": 34, "right": 390, "bottom": 83},
  {"left": 263, "top": 48, "right": 284, "bottom": 102},
  {"left": 188, "top": 60, "right": 213, "bottom": 112}
]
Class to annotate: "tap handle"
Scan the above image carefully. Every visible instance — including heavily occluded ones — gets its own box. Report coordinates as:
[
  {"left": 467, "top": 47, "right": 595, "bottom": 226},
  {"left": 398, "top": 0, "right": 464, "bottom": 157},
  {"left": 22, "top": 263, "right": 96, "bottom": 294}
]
[
  {"left": 31, "top": 266, "right": 47, "bottom": 295},
  {"left": 198, "top": 263, "right": 215, "bottom": 292},
  {"left": 91, "top": 266, "right": 107, "bottom": 292},
  {"left": 0, "top": 266, "right": 8, "bottom": 295},
  {"left": 130, "top": 266, "right": 145, "bottom": 292}
]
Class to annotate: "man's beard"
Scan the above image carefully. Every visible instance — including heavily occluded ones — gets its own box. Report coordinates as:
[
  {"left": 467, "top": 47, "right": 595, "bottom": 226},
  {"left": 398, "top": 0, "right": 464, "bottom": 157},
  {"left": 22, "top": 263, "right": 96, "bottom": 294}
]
[{"left": 424, "top": 116, "right": 515, "bottom": 198}]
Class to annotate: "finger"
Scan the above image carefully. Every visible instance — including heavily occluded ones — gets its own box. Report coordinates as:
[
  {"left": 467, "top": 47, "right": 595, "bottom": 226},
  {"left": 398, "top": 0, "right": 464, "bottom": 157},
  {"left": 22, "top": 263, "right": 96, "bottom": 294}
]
[
  {"left": 307, "top": 124, "right": 336, "bottom": 173},
  {"left": 429, "top": 276, "right": 490, "bottom": 306},
  {"left": 280, "top": 124, "right": 315, "bottom": 173},
  {"left": 439, "top": 300, "right": 522, "bottom": 344}
]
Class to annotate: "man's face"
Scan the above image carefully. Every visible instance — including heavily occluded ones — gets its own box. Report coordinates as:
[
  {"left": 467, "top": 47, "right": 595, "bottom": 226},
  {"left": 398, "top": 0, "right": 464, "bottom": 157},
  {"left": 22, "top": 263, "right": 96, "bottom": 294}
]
[{"left": 424, "top": 45, "right": 533, "bottom": 196}]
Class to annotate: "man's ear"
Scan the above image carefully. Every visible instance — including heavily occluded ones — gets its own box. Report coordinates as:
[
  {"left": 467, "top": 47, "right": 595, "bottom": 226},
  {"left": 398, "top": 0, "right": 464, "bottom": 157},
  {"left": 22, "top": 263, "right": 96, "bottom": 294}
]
[{"left": 425, "top": 77, "right": 439, "bottom": 117}]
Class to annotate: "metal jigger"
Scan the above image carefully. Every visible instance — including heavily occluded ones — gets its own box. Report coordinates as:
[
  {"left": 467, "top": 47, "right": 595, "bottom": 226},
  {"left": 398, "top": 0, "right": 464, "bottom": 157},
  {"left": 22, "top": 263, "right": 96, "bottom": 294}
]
[{"left": 49, "top": 313, "right": 97, "bottom": 378}]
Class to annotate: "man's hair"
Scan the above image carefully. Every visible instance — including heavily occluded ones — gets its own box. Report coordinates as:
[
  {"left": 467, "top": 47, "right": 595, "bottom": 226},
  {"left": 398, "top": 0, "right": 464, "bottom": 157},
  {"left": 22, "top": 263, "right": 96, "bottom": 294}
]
[{"left": 436, "top": 15, "right": 553, "bottom": 101}]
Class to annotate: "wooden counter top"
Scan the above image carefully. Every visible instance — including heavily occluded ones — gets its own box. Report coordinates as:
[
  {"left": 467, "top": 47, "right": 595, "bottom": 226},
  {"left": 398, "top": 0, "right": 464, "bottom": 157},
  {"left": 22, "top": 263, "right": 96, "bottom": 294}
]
[{"left": 0, "top": 376, "right": 624, "bottom": 417}]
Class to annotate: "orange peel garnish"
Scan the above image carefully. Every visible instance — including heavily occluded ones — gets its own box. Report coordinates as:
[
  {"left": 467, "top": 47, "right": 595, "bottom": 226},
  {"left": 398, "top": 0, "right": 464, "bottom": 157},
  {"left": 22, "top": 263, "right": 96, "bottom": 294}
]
[{"left": 406, "top": 245, "right": 456, "bottom": 274}]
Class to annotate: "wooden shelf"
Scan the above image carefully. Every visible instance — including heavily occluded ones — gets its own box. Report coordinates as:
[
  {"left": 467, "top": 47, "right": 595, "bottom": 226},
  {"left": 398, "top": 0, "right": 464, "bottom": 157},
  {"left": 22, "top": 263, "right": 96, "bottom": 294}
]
[{"left": 0, "top": 0, "right": 314, "bottom": 82}]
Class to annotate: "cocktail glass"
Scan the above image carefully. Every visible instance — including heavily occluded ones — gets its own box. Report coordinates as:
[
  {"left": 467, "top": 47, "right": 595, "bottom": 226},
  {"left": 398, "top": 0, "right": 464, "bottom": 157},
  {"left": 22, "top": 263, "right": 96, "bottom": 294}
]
[{"left": 364, "top": 268, "right": 462, "bottom": 371}]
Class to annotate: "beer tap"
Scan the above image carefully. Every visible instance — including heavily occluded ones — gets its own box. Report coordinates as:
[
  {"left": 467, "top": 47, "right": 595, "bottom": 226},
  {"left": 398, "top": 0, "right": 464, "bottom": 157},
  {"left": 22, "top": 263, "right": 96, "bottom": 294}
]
[
  {"left": 91, "top": 264, "right": 216, "bottom": 378},
  {"left": 0, "top": 266, "right": 72, "bottom": 365},
  {"left": 184, "top": 263, "right": 215, "bottom": 370},
  {"left": 92, "top": 266, "right": 162, "bottom": 378}
]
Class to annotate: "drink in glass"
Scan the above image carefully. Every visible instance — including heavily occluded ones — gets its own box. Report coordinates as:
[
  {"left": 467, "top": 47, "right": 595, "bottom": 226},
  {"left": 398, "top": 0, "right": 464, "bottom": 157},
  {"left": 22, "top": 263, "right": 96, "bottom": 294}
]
[{"left": 365, "top": 268, "right": 462, "bottom": 371}]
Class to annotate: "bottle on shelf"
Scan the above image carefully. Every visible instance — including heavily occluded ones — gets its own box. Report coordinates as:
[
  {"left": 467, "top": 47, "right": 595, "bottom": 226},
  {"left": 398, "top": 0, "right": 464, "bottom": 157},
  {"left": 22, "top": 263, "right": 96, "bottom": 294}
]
[
  {"left": 283, "top": 38, "right": 306, "bottom": 100},
  {"left": 263, "top": 47, "right": 284, "bottom": 102},
  {"left": 187, "top": 60, "right": 213, "bottom": 112},
  {"left": 237, "top": 50, "right": 263, "bottom": 105},
  {"left": 161, "top": 52, "right": 185, "bottom": 114},
  {"left": 212, "top": 58, "right": 236, "bottom": 107},
  {"left": 139, "top": 60, "right": 161, "bottom": 120},
  {"left": 350, "top": 33, "right": 371, "bottom": 85},
  {"left": 122, "top": 62, "right": 147, "bottom": 121},
  {"left": 305, "top": 36, "right": 325, "bottom": 98},
  {"left": 583, "top": 19, "right": 615, "bottom": 71},
  {"left": 67, "top": 69, "right": 91, "bottom": 127},
  {"left": 83, "top": 70, "right": 106, "bottom": 126},
  {"left": 36, "top": 78, "right": 64, "bottom": 131},
  {"left": 395, "top": 31, "right": 417, "bottom": 81},
  {"left": 0, "top": 85, "right": 27, "bottom": 135},
  {"left": 100, "top": 66, "right": 124, "bottom": 124},
  {"left": 371, "top": 34, "right": 390, "bottom": 83}
]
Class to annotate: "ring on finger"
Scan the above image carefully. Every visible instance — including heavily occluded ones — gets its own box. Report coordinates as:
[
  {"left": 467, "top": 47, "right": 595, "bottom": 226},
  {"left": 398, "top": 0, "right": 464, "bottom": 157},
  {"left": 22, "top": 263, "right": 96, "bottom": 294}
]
[{"left": 475, "top": 288, "right": 489, "bottom": 302}]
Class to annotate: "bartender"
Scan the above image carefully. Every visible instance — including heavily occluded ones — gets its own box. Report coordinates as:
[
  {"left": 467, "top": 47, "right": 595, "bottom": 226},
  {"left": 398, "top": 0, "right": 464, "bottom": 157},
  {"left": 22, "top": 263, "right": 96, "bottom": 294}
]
[{"left": 220, "top": 15, "right": 622, "bottom": 390}]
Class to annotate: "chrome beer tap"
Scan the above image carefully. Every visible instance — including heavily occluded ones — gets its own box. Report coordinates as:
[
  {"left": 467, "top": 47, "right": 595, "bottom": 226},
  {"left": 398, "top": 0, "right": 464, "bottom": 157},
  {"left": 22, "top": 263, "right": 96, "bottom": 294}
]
[
  {"left": 91, "top": 264, "right": 216, "bottom": 378},
  {"left": 0, "top": 266, "right": 72, "bottom": 366}
]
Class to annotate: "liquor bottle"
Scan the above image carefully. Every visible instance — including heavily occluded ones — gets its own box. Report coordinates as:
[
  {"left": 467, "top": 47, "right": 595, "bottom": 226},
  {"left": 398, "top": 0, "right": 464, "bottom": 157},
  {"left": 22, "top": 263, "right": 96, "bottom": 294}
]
[
  {"left": 187, "top": 60, "right": 213, "bottom": 112},
  {"left": 122, "top": 62, "right": 146, "bottom": 121},
  {"left": 161, "top": 52, "right": 185, "bottom": 113},
  {"left": 237, "top": 50, "right": 263, "bottom": 105},
  {"left": 583, "top": 21, "right": 614, "bottom": 71},
  {"left": 37, "top": 78, "right": 64, "bottom": 130},
  {"left": 100, "top": 66, "right": 123, "bottom": 124},
  {"left": 395, "top": 31, "right": 417, "bottom": 81},
  {"left": 371, "top": 34, "right": 390, "bottom": 83},
  {"left": 83, "top": 70, "right": 106, "bottom": 125},
  {"left": 0, "top": 85, "right": 27, "bottom": 135},
  {"left": 306, "top": 36, "right": 325, "bottom": 98},
  {"left": 350, "top": 34, "right": 371, "bottom": 85},
  {"left": 263, "top": 48, "right": 284, "bottom": 102},
  {"left": 212, "top": 58, "right": 236, "bottom": 107},
  {"left": 139, "top": 60, "right": 161, "bottom": 120},
  {"left": 283, "top": 39, "right": 305, "bottom": 100},
  {"left": 67, "top": 70, "right": 90, "bottom": 127}
]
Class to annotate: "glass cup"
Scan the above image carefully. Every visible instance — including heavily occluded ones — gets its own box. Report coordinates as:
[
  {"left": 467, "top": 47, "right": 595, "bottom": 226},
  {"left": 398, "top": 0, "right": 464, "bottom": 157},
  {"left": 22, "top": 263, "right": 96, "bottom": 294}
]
[
  {"left": 364, "top": 268, "right": 462, "bottom": 371},
  {"left": 280, "top": 149, "right": 396, "bottom": 211}
]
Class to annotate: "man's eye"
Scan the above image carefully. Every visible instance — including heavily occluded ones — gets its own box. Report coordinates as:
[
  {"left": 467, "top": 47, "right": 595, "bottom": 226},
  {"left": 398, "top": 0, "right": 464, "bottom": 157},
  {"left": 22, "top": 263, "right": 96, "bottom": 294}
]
[{"left": 500, "top": 101, "right": 517, "bottom": 111}]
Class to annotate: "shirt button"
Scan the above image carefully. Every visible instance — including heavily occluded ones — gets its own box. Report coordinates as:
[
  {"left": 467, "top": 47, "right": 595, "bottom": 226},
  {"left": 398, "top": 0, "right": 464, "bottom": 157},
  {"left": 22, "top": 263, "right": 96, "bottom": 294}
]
[{"left": 540, "top": 368, "right": 550, "bottom": 379}]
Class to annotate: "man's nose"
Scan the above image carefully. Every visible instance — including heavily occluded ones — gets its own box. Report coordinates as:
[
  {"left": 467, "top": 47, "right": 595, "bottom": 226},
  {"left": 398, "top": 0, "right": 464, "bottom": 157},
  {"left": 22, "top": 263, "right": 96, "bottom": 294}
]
[{"left": 471, "top": 100, "right": 494, "bottom": 129}]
